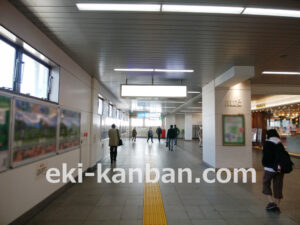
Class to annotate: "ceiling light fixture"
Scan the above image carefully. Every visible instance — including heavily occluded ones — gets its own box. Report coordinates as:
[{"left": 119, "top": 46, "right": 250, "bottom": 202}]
[
  {"left": 262, "top": 71, "right": 300, "bottom": 75},
  {"left": 76, "top": 3, "right": 161, "bottom": 12},
  {"left": 114, "top": 68, "right": 154, "bottom": 72},
  {"left": 121, "top": 85, "right": 187, "bottom": 98},
  {"left": 243, "top": 8, "right": 300, "bottom": 18},
  {"left": 154, "top": 69, "right": 194, "bottom": 73},
  {"left": 188, "top": 91, "right": 201, "bottom": 94},
  {"left": 161, "top": 5, "right": 244, "bottom": 14}
]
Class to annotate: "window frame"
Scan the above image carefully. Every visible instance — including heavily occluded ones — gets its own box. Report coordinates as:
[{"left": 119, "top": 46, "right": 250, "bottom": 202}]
[{"left": 0, "top": 32, "right": 55, "bottom": 104}]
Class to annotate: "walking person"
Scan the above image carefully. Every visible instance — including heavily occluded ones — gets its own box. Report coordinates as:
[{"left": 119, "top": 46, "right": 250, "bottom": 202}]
[
  {"left": 174, "top": 125, "right": 180, "bottom": 145},
  {"left": 262, "top": 129, "right": 293, "bottom": 213},
  {"left": 167, "top": 125, "right": 176, "bottom": 151},
  {"left": 132, "top": 127, "right": 137, "bottom": 142},
  {"left": 198, "top": 125, "right": 202, "bottom": 146},
  {"left": 108, "top": 124, "right": 120, "bottom": 164},
  {"left": 147, "top": 127, "right": 153, "bottom": 143},
  {"left": 156, "top": 126, "right": 162, "bottom": 142}
]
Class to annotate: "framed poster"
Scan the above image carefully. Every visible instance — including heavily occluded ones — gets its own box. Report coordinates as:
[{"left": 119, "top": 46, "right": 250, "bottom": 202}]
[
  {"left": 223, "top": 115, "right": 245, "bottom": 146},
  {"left": 0, "top": 95, "right": 11, "bottom": 171},
  {"left": 13, "top": 99, "right": 58, "bottom": 166},
  {"left": 59, "top": 109, "right": 81, "bottom": 151}
]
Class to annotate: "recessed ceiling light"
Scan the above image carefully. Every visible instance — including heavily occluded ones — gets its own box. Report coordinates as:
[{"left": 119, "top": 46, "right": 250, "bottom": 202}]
[
  {"left": 187, "top": 91, "right": 201, "bottom": 94},
  {"left": 114, "top": 68, "right": 154, "bottom": 72},
  {"left": 162, "top": 5, "right": 244, "bottom": 14},
  {"left": 243, "top": 8, "right": 300, "bottom": 18},
  {"left": 154, "top": 69, "right": 194, "bottom": 73},
  {"left": 262, "top": 71, "right": 300, "bottom": 75},
  {"left": 0, "top": 25, "right": 16, "bottom": 42},
  {"left": 76, "top": 3, "right": 161, "bottom": 12}
]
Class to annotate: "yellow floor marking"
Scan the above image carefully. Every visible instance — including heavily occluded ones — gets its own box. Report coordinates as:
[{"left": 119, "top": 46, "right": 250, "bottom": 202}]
[{"left": 143, "top": 162, "right": 167, "bottom": 225}]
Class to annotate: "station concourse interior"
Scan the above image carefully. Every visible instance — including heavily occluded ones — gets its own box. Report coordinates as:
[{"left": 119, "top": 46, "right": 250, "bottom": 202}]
[{"left": 0, "top": 0, "right": 300, "bottom": 225}]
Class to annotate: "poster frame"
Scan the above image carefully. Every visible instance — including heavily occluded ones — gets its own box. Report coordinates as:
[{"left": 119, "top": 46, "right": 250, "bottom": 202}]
[
  {"left": 11, "top": 96, "right": 58, "bottom": 168},
  {"left": 222, "top": 114, "right": 245, "bottom": 146},
  {"left": 58, "top": 107, "right": 81, "bottom": 153}
]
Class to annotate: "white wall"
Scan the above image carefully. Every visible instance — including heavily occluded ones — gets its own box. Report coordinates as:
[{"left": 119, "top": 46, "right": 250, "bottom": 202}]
[
  {"left": 0, "top": 1, "right": 114, "bottom": 224},
  {"left": 184, "top": 113, "right": 193, "bottom": 140}
]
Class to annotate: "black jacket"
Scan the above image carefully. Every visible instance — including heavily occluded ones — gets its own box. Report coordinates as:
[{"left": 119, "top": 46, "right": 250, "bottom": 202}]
[
  {"left": 262, "top": 141, "right": 284, "bottom": 170},
  {"left": 167, "top": 128, "right": 176, "bottom": 139}
]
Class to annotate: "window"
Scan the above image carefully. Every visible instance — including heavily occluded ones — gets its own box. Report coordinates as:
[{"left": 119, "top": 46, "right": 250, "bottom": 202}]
[
  {"left": 0, "top": 39, "right": 15, "bottom": 89},
  {"left": 0, "top": 25, "right": 59, "bottom": 102},
  {"left": 109, "top": 105, "right": 113, "bottom": 117},
  {"left": 20, "top": 54, "right": 49, "bottom": 99},
  {"left": 131, "top": 118, "right": 143, "bottom": 127},
  {"left": 98, "top": 98, "right": 103, "bottom": 115},
  {"left": 145, "top": 118, "right": 162, "bottom": 127}
]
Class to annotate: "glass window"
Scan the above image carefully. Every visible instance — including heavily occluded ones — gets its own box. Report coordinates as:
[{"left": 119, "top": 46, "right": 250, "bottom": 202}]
[
  {"left": 145, "top": 118, "right": 162, "bottom": 127},
  {"left": 20, "top": 54, "right": 49, "bottom": 99},
  {"left": 0, "top": 39, "right": 15, "bottom": 89},
  {"left": 109, "top": 105, "right": 113, "bottom": 117},
  {"left": 98, "top": 98, "right": 103, "bottom": 115},
  {"left": 131, "top": 118, "right": 143, "bottom": 127}
]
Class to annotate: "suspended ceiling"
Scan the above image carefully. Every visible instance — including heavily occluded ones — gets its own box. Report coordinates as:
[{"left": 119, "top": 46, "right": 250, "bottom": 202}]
[{"left": 8, "top": 0, "right": 300, "bottom": 113}]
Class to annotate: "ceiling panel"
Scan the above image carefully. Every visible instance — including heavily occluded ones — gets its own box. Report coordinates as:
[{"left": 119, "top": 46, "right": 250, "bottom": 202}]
[{"left": 9, "top": 0, "right": 300, "bottom": 113}]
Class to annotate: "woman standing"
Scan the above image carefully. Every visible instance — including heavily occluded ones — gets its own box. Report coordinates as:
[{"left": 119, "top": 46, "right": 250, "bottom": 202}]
[{"left": 262, "top": 129, "right": 285, "bottom": 213}]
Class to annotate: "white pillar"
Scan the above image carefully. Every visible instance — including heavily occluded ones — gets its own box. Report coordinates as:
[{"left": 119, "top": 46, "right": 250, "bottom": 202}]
[
  {"left": 202, "top": 66, "right": 254, "bottom": 168},
  {"left": 184, "top": 113, "right": 193, "bottom": 140}
]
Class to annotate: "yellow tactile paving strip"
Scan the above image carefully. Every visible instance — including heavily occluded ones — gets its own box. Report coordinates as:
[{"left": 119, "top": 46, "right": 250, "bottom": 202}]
[{"left": 143, "top": 170, "right": 167, "bottom": 225}]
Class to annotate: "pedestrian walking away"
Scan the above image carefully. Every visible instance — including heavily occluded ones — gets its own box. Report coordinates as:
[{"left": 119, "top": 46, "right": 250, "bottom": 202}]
[
  {"left": 108, "top": 124, "right": 120, "bottom": 164},
  {"left": 167, "top": 125, "right": 176, "bottom": 151},
  {"left": 147, "top": 127, "right": 153, "bottom": 143},
  {"left": 156, "top": 126, "right": 162, "bottom": 142}
]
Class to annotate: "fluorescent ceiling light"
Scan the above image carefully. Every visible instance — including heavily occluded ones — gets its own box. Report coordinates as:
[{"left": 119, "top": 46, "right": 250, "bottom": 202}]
[
  {"left": 121, "top": 85, "right": 187, "bottom": 98},
  {"left": 154, "top": 69, "right": 194, "bottom": 73},
  {"left": 262, "top": 71, "right": 300, "bottom": 75},
  {"left": 162, "top": 5, "right": 244, "bottom": 14},
  {"left": 114, "top": 68, "right": 154, "bottom": 72},
  {"left": 188, "top": 91, "right": 201, "bottom": 94},
  {"left": 243, "top": 8, "right": 300, "bottom": 18},
  {"left": 0, "top": 25, "right": 17, "bottom": 42},
  {"left": 77, "top": 3, "right": 161, "bottom": 12}
]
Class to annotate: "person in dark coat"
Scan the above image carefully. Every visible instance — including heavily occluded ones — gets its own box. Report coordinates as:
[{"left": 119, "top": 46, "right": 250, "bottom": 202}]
[
  {"left": 147, "top": 127, "right": 153, "bottom": 143},
  {"left": 262, "top": 129, "right": 285, "bottom": 213},
  {"left": 156, "top": 127, "right": 162, "bottom": 142},
  {"left": 167, "top": 125, "right": 176, "bottom": 151}
]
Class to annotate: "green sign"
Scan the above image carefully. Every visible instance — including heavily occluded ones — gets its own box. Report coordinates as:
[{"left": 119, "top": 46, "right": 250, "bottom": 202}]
[{"left": 223, "top": 115, "right": 245, "bottom": 146}]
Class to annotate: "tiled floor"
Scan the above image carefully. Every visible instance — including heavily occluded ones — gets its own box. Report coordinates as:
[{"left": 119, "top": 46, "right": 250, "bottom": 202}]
[{"left": 26, "top": 138, "right": 300, "bottom": 225}]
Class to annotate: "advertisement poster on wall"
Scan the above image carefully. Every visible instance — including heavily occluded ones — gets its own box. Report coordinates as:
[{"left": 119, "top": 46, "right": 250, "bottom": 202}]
[
  {"left": 59, "top": 109, "right": 81, "bottom": 151},
  {"left": 223, "top": 115, "right": 245, "bottom": 146},
  {"left": 13, "top": 99, "right": 58, "bottom": 166},
  {"left": 0, "top": 95, "right": 11, "bottom": 171}
]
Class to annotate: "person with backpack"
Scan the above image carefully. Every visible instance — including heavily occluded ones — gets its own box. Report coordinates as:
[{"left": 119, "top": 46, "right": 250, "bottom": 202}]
[
  {"left": 147, "top": 127, "right": 153, "bottom": 143},
  {"left": 262, "top": 129, "right": 293, "bottom": 213}
]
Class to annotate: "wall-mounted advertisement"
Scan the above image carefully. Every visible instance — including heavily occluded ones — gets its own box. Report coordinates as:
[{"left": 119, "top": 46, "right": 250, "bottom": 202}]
[
  {"left": 223, "top": 115, "right": 245, "bottom": 146},
  {"left": 13, "top": 99, "right": 58, "bottom": 166},
  {"left": 0, "top": 95, "right": 11, "bottom": 171},
  {"left": 59, "top": 109, "right": 81, "bottom": 151}
]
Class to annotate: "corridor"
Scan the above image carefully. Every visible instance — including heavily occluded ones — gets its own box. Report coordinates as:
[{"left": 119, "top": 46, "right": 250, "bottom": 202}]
[{"left": 25, "top": 139, "right": 300, "bottom": 225}]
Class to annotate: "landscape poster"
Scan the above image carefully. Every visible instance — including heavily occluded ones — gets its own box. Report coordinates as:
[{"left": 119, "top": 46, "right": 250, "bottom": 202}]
[
  {"left": 223, "top": 115, "right": 245, "bottom": 146},
  {"left": 13, "top": 99, "right": 58, "bottom": 165},
  {"left": 0, "top": 95, "right": 11, "bottom": 171},
  {"left": 59, "top": 109, "right": 81, "bottom": 151}
]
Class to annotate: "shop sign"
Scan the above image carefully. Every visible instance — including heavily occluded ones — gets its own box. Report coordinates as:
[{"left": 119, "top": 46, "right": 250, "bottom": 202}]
[
  {"left": 256, "top": 103, "right": 266, "bottom": 108},
  {"left": 225, "top": 99, "right": 242, "bottom": 107}
]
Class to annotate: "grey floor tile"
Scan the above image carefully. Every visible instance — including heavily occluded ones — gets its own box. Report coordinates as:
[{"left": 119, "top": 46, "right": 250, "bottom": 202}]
[
  {"left": 191, "top": 219, "right": 229, "bottom": 225},
  {"left": 86, "top": 206, "right": 123, "bottom": 220}
]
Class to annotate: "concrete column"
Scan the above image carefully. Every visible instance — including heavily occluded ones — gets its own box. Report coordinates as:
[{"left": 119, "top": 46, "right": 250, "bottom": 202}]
[
  {"left": 202, "top": 66, "right": 254, "bottom": 168},
  {"left": 184, "top": 113, "right": 193, "bottom": 140}
]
